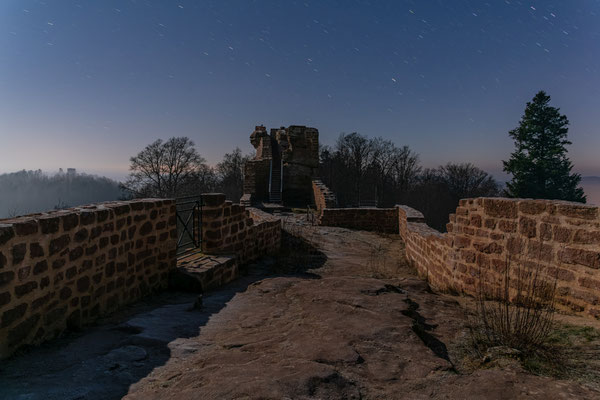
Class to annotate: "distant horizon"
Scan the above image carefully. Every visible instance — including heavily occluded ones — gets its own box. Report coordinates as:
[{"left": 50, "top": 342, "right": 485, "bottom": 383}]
[
  {"left": 1, "top": 155, "right": 599, "bottom": 184},
  {"left": 0, "top": 164, "right": 600, "bottom": 184}
]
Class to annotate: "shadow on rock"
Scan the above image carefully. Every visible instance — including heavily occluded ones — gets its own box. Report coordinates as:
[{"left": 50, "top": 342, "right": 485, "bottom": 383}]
[{"left": 0, "top": 223, "right": 328, "bottom": 400}]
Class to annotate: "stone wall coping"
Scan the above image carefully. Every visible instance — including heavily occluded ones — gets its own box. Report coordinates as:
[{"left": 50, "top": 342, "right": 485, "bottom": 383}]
[
  {"left": 467, "top": 197, "right": 599, "bottom": 208},
  {"left": 395, "top": 205, "right": 425, "bottom": 221},
  {"left": 0, "top": 198, "right": 174, "bottom": 224},
  {"left": 247, "top": 207, "right": 281, "bottom": 222},
  {"left": 200, "top": 193, "right": 227, "bottom": 207},
  {"left": 474, "top": 196, "right": 594, "bottom": 204},
  {"left": 322, "top": 207, "right": 396, "bottom": 211}
]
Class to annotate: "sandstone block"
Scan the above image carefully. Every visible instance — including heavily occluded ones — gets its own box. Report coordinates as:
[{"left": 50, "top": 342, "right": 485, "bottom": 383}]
[
  {"left": 483, "top": 198, "right": 518, "bottom": 218},
  {"left": 1, "top": 303, "right": 27, "bottom": 328},
  {"left": 0, "top": 225, "right": 15, "bottom": 246},
  {"left": 557, "top": 203, "right": 598, "bottom": 220},
  {"left": 11, "top": 243, "right": 27, "bottom": 265}
]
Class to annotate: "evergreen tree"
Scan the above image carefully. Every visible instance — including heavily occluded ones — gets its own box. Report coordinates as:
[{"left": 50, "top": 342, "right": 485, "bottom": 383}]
[{"left": 503, "top": 91, "right": 586, "bottom": 202}]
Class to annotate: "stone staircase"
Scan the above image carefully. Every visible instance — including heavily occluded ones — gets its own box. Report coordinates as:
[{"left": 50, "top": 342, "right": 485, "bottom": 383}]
[{"left": 269, "top": 150, "right": 282, "bottom": 204}]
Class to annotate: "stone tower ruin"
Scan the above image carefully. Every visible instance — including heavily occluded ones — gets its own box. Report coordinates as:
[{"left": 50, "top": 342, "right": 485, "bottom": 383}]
[{"left": 242, "top": 125, "right": 319, "bottom": 207}]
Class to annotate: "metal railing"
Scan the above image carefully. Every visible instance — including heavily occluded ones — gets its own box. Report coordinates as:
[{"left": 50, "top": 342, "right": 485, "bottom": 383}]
[
  {"left": 175, "top": 195, "right": 203, "bottom": 255},
  {"left": 306, "top": 205, "right": 317, "bottom": 225}
]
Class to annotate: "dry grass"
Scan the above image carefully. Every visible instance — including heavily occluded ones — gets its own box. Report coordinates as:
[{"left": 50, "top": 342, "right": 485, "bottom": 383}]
[
  {"left": 469, "top": 252, "right": 558, "bottom": 354},
  {"left": 453, "top": 241, "right": 600, "bottom": 389},
  {"left": 366, "top": 237, "right": 412, "bottom": 279}
]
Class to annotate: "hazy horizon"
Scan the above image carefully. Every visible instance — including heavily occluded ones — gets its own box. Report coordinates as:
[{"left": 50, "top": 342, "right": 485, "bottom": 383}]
[
  {"left": 1, "top": 167, "right": 599, "bottom": 207},
  {"left": 0, "top": 153, "right": 598, "bottom": 185}
]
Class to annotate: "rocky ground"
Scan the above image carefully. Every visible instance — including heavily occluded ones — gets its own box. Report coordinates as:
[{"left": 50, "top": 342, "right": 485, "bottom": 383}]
[{"left": 1, "top": 214, "right": 599, "bottom": 399}]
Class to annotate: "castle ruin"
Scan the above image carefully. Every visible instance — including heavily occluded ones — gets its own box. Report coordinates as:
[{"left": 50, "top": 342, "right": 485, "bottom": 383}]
[{"left": 242, "top": 125, "right": 319, "bottom": 207}]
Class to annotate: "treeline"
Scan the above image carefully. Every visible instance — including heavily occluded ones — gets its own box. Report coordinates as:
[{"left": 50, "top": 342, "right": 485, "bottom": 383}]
[
  {"left": 319, "top": 133, "right": 499, "bottom": 231},
  {"left": 121, "top": 138, "right": 251, "bottom": 203},
  {"left": 123, "top": 136, "right": 499, "bottom": 231},
  {"left": 0, "top": 169, "right": 124, "bottom": 219}
]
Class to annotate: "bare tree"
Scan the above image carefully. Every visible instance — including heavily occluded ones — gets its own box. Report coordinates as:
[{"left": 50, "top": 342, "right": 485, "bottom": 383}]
[
  {"left": 393, "top": 145, "right": 421, "bottom": 195},
  {"left": 438, "top": 162, "right": 499, "bottom": 199},
  {"left": 370, "top": 138, "right": 398, "bottom": 206},
  {"left": 216, "top": 147, "right": 250, "bottom": 202},
  {"left": 122, "top": 137, "right": 211, "bottom": 198},
  {"left": 319, "top": 131, "right": 498, "bottom": 231},
  {"left": 336, "top": 132, "right": 375, "bottom": 205},
  {"left": 405, "top": 163, "right": 499, "bottom": 231},
  {"left": 320, "top": 135, "right": 422, "bottom": 208}
]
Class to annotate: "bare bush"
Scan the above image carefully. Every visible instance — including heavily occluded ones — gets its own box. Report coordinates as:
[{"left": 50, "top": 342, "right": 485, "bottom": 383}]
[{"left": 469, "top": 246, "right": 558, "bottom": 354}]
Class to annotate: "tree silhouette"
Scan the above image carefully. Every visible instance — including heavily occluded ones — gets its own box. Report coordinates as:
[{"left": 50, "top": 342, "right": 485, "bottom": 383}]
[
  {"left": 216, "top": 147, "right": 250, "bottom": 202},
  {"left": 122, "top": 137, "right": 212, "bottom": 198},
  {"left": 503, "top": 91, "right": 585, "bottom": 202}
]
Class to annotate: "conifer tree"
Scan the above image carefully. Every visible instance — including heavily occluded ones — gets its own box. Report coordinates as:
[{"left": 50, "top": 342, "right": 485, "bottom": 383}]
[{"left": 503, "top": 91, "right": 586, "bottom": 202}]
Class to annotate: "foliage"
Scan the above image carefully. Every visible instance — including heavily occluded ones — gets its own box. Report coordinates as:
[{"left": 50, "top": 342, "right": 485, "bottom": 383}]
[{"left": 503, "top": 91, "right": 585, "bottom": 202}]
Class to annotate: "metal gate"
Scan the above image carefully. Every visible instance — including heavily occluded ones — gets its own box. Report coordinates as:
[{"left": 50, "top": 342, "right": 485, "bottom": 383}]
[{"left": 175, "top": 196, "right": 203, "bottom": 255}]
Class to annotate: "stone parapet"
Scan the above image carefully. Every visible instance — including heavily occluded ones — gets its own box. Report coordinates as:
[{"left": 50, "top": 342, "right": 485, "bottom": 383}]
[
  {"left": 200, "top": 194, "right": 281, "bottom": 264},
  {"left": 399, "top": 198, "right": 600, "bottom": 319},
  {"left": 0, "top": 199, "right": 177, "bottom": 358},
  {"left": 316, "top": 197, "right": 600, "bottom": 319}
]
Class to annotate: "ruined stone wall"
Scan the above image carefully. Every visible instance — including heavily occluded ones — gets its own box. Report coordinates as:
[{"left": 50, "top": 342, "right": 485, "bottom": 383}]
[
  {"left": 0, "top": 199, "right": 177, "bottom": 358},
  {"left": 398, "top": 206, "right": 453, "bottom": 291},
  {"left": 319, "top": 207, "right": 399, "bottom": 233},
  {"left": 201, "top": 194, "right": 281, "bottom": 263},
  {"left": 312, "top": 180, "right": 337, "bottom": 211},
  {"left": 243, "top": 159, "right": 270, "bottom": 201},
  {"left": 244, "top": 124, "right": 320, "bottom": 206},
  {"left": 280, "top": 126, "right": 320, "bottom": 207},
  {"left": 399, "top": 198, "right": 600, "bottom": 319}
]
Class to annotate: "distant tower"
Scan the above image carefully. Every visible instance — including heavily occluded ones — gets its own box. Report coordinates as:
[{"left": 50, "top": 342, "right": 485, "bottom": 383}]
[{"left": 243, "top": 124, "right": 319, "bottom": 207}]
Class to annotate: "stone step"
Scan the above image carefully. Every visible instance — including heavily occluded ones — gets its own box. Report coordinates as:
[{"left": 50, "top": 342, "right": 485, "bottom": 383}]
[{"left": 171, "top": 253, "right": 238, "bottom": 293}]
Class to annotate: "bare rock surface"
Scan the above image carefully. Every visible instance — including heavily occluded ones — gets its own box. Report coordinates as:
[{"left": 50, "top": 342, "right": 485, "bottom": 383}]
[
  {"left": 125, "top": 217, "right": 598, "bottom": 399},
  {"left": 1, "top": 215, "right": 598, "bottom": 399}
]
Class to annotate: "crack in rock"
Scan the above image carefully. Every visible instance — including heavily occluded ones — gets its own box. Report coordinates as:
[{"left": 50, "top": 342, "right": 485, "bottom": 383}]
[
  {"left": 361, "top": 284, "right": 406, "bottom": 296},
  {"left": 401, "top": 297, "right": 454, "bottom": 367}
]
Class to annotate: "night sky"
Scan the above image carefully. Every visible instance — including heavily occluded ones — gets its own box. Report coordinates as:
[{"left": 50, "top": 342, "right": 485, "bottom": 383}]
[{"left": 1, "top": 0, "right": 599, "bottom": 181}]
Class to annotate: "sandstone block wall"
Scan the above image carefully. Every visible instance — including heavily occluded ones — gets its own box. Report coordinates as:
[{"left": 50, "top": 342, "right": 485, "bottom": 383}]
[
  {"left": 399, "top": 198, "right": 600, "bottom": 319},
  {"left": 398, "top": 206, "right": 453, "bottom": 291},
  {"left": 0, "top": 199, "right": 177, "bottom": 358},
  {"left": 200, "top": 194, "right": 281, "bottom": 264},
  {"left": 319, "top": 207, "right": 399, "bottom": 233},
  {"left": 312, "top": 180, "right": 337, "bottom": 211},
  {"left": 243, "top": 159, "right": 270, "bottom": 202},
  {"left": 244, "top": 125, "right": 320, "bottom": 206}
]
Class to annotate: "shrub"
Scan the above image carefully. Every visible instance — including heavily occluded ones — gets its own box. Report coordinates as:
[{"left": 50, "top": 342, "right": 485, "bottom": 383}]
[{"left": 469, "top": 248, "right": 558, "bottom": 354}]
